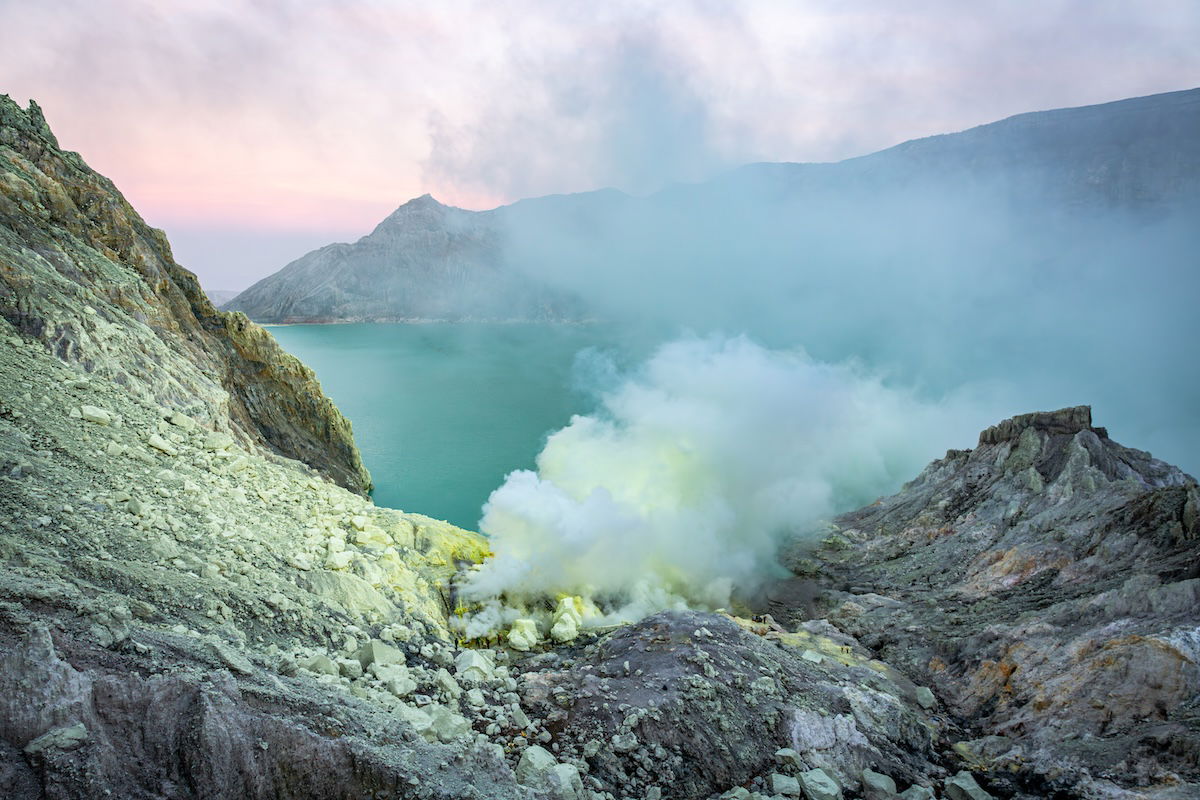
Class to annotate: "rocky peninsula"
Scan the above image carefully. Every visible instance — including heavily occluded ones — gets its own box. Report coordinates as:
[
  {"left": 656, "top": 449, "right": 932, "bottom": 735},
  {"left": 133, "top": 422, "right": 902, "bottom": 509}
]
[{"left": 1, "top": 96, "right": 1197, "bottom": 799}]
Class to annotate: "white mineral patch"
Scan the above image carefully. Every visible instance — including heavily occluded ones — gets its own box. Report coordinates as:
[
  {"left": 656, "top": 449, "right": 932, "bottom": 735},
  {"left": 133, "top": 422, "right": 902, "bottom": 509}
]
[{"left": 507, "top": 618, "right": 540, "bottom": 651}]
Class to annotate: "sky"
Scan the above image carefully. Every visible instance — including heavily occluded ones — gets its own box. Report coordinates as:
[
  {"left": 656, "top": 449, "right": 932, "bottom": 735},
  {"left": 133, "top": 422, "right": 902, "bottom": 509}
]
[{"left": 1, "top": 0, "right": 1198, "bottom": 289}]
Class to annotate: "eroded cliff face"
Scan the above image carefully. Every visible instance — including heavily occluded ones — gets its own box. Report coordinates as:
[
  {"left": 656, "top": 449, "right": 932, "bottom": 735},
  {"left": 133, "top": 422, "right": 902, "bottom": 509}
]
[{"left": 0, "top": 96, "right": 370, "bottom": 493}]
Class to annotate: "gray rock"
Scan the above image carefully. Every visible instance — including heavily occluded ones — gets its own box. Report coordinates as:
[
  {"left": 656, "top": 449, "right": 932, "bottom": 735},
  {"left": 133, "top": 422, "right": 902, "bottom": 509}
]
[
  {"left": 356, "top": 639, "right": 405, "bottom": 670},
  {"left": 898, "top": 786, "right": 935, "bottom": 800},
  {"left": 914, "top": 687, "right": 936, "bottom": 710},
  {"left": 516, "top": 744, "right": 559, "bottom": 784},
  {"left": 23, "top": 722, "right": 88, "bottom": 754},
  {"left": 79, "top": 405, "right": 111, "bottom": 425},
  {"left": 861, "top": 768, "right": 897, "bottom": 798},
  {"left": 943, "top": 771, "right": 993, "bottom": 800},
  {"left": 797, "top": 768, "right": 841, "bottom": 800},
  {"left": 770, "top": 773, "right": 801, "bottom": 796}
]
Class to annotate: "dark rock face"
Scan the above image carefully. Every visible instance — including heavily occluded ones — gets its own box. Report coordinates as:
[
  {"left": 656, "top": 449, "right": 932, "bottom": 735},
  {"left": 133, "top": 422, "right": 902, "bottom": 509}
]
[
  {"left": 785, "top": 405, "right": 1200, "bottom": 797},
  {"left": 0, "top": 624, "right": 524, "bottom": 800},
  {"left": 515, "top": 610, "right": 942, "bottom": 800},
  {"left": 0, "top": 95, "right": 371, "bottom": 493},
  {"left": 225, "top": 194, "right": 584, "bottom": 323}
]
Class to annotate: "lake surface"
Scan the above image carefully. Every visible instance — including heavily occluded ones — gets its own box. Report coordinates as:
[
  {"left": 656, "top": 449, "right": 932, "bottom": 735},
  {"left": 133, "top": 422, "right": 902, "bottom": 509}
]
[{"left": 270, "top": 323, "right": 633, "bottom": 529}]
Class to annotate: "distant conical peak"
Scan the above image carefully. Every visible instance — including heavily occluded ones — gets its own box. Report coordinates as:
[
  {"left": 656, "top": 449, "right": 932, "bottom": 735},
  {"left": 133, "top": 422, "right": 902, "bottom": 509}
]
[{"left": 402, "top": 193, "right": 442, "bottom": 208}]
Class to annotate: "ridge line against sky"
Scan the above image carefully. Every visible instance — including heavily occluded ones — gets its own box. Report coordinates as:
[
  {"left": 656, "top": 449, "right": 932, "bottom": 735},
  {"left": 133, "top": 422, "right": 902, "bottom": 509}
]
[{"left": 2, "top": 0, "right": 1198, "bottom": 289}]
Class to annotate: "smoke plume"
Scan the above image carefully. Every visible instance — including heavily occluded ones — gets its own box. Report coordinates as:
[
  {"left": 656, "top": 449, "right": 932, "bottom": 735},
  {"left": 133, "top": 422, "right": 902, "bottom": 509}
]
[{"left": 461, "top": 335, "right": 996, "bottom": 621}]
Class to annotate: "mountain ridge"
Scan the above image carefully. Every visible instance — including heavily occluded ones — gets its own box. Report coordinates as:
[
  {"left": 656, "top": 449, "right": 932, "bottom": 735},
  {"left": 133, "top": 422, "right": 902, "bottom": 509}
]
[{"left": 227, "top": 86, "right": 1200, "bottom": 324}]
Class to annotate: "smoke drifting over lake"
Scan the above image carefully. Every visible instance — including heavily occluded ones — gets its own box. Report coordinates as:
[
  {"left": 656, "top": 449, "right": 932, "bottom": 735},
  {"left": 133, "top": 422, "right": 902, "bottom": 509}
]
[{"left": 460, "top": 90, "right": 1200, "bottom": 621}]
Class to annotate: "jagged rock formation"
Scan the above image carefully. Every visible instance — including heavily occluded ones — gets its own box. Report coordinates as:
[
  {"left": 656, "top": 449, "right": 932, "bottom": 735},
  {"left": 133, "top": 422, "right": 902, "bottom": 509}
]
[
  {"left": 225, "top": 194, "right": 584, "bottom": 323},
  {"left": 0, "top": 96, "right": 371, "bottom": 492},
  {"left": 775, "top": 406, "right": 1200, "bottom": 798}
]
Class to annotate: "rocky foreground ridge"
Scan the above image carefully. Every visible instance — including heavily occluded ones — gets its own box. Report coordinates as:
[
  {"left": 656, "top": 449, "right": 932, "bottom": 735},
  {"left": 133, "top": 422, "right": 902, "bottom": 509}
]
[
  {"left": 1, "top": 97, "right": 1197, "bottom": 799},
  {"left": 0, "top": 96, "right": 370, "bottom": 493}
]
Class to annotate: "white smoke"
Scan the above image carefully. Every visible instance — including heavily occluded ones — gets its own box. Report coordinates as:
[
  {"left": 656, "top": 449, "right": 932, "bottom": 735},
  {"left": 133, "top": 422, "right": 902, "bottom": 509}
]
[{"left": 461, "top": 335, "right": 993, "bottom": 623}]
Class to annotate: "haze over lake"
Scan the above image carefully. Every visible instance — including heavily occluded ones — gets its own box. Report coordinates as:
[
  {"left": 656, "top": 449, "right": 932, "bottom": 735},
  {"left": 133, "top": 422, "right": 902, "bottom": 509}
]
[{"left": 270, "top": 322, "right": 635, "bottom": 528}]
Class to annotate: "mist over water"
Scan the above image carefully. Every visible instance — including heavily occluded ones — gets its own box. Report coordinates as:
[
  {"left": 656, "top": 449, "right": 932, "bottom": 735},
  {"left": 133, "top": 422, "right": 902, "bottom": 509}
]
[
  {"left": 464, "top": 335, "right": 1002, "bottom": 618},
  {"left": 456, "top": 98, "right": 1200, "bottom": 626},
  {"left": 269, "top": 323, "right": 644, "bottom": 528}
]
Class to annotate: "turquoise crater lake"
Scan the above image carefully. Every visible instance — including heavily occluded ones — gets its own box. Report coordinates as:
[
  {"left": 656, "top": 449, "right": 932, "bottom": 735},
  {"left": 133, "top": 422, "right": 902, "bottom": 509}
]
[{"left": 269, "top": 323, "right": 632, "bottom": 530}]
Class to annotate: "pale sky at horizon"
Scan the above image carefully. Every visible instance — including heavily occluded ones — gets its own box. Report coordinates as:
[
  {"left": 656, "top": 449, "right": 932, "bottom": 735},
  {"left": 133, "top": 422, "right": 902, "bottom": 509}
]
[{"left": 2, "top": 0, "right": 1198, "bottom": 289}]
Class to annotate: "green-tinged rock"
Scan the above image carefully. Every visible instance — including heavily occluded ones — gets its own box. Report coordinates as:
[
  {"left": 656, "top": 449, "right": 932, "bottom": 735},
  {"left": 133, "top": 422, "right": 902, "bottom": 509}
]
[
  {"left": 771, "top": 773, "right": 801, "bottom": 796},
  {"left": 23, "top": 723, "right": 88, "bottom": 754},
  {"left": 80, "top": 405, "right": 111, "bottom": 425},
  {"left": 797, "top": 768, "right": 842, "bottom": 800},
  {"left": 862, "top": 768, "right": 898, "bottom": 798},
  {"left": 300, "top": 570, "right": 393, "bottom": 619},
  {"left": 516, "top": 744, "right": 558, "bottom": 784},
  {"left": 394, "top": 703, "right": 434, "bottom": 739},
  {"left": 944, "top": 771, "right": 994, "bottom": 800},
  {"left": 299, "top": 654, "right": 339, "bottom": 676},
  {"left": 429, "top": 705, "right": 471, "bottom": 743}
]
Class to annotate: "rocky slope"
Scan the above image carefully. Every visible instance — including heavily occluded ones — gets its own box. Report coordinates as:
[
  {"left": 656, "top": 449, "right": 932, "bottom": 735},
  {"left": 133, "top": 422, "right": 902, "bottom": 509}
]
[
  {"left": 772, "top": 406, "right": 1200, "bottom": 798},
  {"left": 0, "top": 95, "right": 370, "bottom": 493},
  {"left": 224, "top": 194, "right": 584, "bottom": 323}
]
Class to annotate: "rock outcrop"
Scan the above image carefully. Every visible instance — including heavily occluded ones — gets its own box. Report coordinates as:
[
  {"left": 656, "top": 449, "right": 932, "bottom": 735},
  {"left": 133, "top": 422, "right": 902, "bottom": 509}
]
[
  {"left": 778, "top": 405, "right": 1200, "bottom": 798},
  {"left": 0, "top": 95, "right": 371, "bottom": 493}
]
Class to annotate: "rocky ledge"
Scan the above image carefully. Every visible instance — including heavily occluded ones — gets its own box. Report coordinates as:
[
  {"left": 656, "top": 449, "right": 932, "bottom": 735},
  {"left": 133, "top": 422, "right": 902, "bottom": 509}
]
[{"left": 0, "top": 95, "right": 370, "bottom": 493}]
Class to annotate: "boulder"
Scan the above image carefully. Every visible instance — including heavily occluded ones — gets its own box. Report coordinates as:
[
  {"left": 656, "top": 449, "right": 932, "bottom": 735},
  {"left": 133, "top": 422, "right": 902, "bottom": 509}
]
[
  {"left": 23, "top": 723, "right": 88, "bottom": 754},
  {"left": 516, "top": 745, "right": 582, "bottom": 799},
  {"left": 516, "top": 745, "right": 558, "bottom": 784},
  {"left": 797, "top": 768, "right": 842, "bottom": 800},
  {"left": 771, "top": 773, "right": 801, "bottom": 796},
  {"left": 944, "top": 771, "right": 993, "bottom": 800},
  {"left": 146, "top": 433, "right": 178, "bottom": 456},
  {"left": 356, "top": 639, "right": 405, "bottom": 670},
  {"left": 454, "top": 648, "right": 495, "bottom": 682},
  {"left": 79, "top": 405, "right": 111, "bottom": 425},
  {"left": 300, "top": 571, "right": 394, "bottom": 619},
  {"left": 862, "top": 768, "right": 898, "bottom": 798},
  {"left": 508, "top": 618, "right": 540, "bottom": 651}
]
